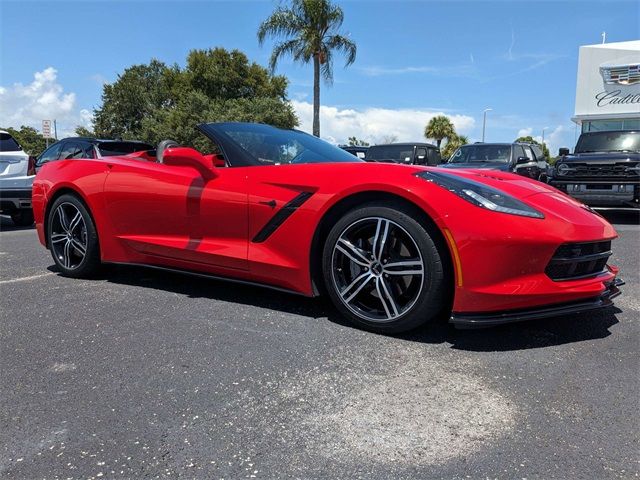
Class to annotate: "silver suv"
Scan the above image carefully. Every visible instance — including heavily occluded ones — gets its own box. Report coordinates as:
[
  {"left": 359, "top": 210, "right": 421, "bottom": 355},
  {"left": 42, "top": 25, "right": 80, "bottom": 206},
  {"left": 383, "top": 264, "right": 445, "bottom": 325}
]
[{"left": 0, "top": 130, "right": 35, "bottom": 226}]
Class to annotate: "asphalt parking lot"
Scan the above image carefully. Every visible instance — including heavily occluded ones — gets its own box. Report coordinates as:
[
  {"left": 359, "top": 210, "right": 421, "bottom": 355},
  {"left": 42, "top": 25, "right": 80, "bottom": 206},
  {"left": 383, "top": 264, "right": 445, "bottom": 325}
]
[{"left": 0, "top": 211, "right": 638, "bottom": 479}]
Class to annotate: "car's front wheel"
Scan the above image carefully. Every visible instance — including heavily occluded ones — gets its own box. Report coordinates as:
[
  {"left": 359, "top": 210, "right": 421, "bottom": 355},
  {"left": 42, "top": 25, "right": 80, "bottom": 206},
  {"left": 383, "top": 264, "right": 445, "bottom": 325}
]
[
  {"left": 47, "top": 194, "right": 101, "bottom": 278},
  {"left": 322, "top": 203, "right": 446, "bottom": 333}
]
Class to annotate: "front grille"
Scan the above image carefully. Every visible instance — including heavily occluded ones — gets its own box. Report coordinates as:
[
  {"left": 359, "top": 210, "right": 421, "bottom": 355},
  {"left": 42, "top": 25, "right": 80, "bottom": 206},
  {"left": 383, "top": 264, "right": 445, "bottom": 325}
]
[
  {"left": 545, "top": 240, "right": 612, "bottom": 281},
  {"left": 569, "top": 163, "right": 639, "bottom": 178}
]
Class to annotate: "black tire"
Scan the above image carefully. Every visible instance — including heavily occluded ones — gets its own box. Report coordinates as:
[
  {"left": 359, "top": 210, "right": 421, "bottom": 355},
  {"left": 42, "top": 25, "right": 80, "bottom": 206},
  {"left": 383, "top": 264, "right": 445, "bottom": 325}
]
[
  {"left": 322, "top": 203, "right": 446, "bottom": 333},
  {"left": 11, "top": 209, "right": 34, "bottom": 227},
  {"left": 47, "top": 194, "right": 101, "bottom": 278}
]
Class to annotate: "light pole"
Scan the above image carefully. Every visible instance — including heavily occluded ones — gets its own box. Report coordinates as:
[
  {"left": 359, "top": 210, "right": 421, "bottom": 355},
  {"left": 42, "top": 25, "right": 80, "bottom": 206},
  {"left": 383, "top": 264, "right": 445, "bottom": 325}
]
[
  {"left": 482, "top": 108, "right": 492, "bottom": 142},
  {"left": 542, "top": 127, "right": 548, "bottom": 145}
]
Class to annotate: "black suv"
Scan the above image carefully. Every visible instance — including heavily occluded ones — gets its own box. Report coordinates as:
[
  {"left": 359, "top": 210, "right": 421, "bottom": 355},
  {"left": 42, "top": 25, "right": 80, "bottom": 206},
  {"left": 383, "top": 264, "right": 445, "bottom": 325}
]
[
  {"left": 440, "top": 142, "right": 549, "bottom": 181},
  {"left": 35, "top": 137, "right": 153, "bottom": 171},
  {"left": 365, "top": 142, "right": 441, "bottom": 166},
  {"left": 550, "top": 130, "right": 639, "bottom": 208}
]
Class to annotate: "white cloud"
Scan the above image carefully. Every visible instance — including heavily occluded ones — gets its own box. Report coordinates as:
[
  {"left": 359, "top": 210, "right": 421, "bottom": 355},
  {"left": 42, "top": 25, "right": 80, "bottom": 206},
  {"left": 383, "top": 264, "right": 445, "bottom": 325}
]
[
  {"left": 291, "top": 100, "right": 475, "bottom": 145},
  {"left": 0, "top": 67, "right": 93, "bottom": 137},
  {"left": 517, "top": 127, "right": 533, "bottom": 138}
]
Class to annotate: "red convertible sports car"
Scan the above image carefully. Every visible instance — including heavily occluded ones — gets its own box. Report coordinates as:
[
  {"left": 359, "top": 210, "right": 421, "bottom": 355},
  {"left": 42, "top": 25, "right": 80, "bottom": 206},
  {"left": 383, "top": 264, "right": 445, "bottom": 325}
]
[{"left": 33, "top": 122, "right": 623, "bottom": 332}]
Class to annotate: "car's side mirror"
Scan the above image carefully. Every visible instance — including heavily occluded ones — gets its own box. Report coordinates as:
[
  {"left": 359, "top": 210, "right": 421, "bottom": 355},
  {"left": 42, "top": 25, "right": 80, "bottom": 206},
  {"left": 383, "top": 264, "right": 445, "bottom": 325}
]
[
  {"left": 203, "top": 153, "right": 226, "bottom": 168},
  {"left": 558, "top": 147, "right": 570, "bottom": 156},
  {"left": 163, "top": 147, "right": 217, "bottom": 179},
  {"left": 516, "top": 156, "right": 530, "bottom": 165}
]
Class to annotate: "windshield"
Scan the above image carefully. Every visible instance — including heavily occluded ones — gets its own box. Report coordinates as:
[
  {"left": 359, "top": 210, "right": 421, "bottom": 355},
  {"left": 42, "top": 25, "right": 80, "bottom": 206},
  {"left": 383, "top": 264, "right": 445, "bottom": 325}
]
[
  {"left": 204, "top": 123, "right": 362, "bottom": 166},
  {"left": 575, "top": 131, "right": 640, "bottom": 154},
  {"left": 98, "top": 141, "right": 153, "bottom": 157},
  {"left": 0, "top": 133, "right": 21, "bottom": 152},
  {"left": 449, "top": 145, "right": 512, "bottom": 163},
  {"left": 367, "top": 145, "right": 414, "bottom": 163}
]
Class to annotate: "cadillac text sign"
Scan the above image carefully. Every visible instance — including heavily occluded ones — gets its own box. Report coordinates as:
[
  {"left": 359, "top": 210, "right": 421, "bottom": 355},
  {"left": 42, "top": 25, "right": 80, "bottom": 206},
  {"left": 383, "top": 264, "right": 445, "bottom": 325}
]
[{"left": 574, "top": 41, "right": 640, "bottom": 118}]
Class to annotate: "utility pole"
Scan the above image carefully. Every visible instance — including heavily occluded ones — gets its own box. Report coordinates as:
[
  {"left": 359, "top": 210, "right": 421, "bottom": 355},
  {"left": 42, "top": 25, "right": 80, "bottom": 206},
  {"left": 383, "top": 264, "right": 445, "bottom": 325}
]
[
  {"left": 482, "top": 108, "right": 492, "bottom": 142},
  {"left": 54, "top": 120, "right": 58, "bottom": 140}
]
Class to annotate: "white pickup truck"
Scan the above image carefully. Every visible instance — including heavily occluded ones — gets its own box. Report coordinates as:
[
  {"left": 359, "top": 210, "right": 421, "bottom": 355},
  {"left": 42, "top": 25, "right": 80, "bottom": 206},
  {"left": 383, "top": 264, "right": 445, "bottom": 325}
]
[{"left": 0, "top": 130, "right": 35, "bottom": 226}]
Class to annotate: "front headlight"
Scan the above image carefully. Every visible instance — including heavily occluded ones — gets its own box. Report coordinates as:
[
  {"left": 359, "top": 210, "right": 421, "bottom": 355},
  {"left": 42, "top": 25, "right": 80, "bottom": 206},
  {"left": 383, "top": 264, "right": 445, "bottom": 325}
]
[{"left": 416, "top": 171, "right": 544, "bottom": 219}]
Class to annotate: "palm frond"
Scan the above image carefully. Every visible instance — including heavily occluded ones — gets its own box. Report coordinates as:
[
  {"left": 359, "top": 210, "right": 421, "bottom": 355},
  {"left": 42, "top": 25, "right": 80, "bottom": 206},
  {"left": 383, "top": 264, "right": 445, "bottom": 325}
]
[
  {"left": 257, "top": 8, "right": 304, "bottom": 45},
  {"left": 325, "top": 34, "right": 356, "bottom": 66},
  {"left": 269, "top": 39, "right": 307, "bottom": 72}
]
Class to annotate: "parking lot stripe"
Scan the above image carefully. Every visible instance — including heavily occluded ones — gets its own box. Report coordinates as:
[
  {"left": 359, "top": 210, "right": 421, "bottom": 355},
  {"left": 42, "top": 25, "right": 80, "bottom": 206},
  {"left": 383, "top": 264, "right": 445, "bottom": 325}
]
[{"left": 0, "top": 272, "right": 54, "bottom": 284}]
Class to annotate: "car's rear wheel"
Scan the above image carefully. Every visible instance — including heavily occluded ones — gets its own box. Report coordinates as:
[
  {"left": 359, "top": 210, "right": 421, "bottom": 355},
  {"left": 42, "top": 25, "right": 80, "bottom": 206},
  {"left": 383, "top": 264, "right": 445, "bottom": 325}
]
[
  {"left": 11, "top": 209, "right": 34, "bottom": 227},
  {"left": 322, "top": 203, "right": 446, "bottom": 333},
  {"left": 47, "top": 194, "right": 100, "bottom": 278}
]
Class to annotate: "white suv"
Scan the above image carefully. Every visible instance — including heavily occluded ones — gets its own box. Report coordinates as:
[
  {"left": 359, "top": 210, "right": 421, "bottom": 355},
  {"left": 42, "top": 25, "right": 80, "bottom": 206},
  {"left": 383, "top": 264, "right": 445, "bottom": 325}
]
[{"left": 0, "top": 130, "right": 36, "bottom": 226}]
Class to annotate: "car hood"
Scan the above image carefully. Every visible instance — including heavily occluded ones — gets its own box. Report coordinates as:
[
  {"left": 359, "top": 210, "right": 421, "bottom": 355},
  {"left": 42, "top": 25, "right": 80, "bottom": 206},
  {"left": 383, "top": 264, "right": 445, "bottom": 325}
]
[
  {"left": 439, "top": 162, "right": 511, "bottom": 171},
  {"left": 561, "top": 152, "right": 640, "bottom": 163}
]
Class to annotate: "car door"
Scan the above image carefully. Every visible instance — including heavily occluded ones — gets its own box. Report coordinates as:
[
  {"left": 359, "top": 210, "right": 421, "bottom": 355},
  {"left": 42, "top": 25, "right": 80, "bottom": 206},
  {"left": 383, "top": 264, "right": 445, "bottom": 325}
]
[{"left": 103, "top": 158, "right": 249, "bottom": 271}]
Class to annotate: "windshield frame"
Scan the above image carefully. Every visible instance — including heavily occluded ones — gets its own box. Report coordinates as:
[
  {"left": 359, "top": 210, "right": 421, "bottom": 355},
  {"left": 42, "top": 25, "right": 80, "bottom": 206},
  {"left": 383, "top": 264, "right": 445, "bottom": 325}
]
[{"left": 198, "top": 122, "right": 364, "bottom": 167}]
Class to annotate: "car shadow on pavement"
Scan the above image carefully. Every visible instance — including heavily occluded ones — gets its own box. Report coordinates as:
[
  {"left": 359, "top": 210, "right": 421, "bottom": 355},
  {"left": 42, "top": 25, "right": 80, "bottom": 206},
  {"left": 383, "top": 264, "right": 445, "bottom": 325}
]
[
  {"left": 598, "top": 209, "right": 639, "bottom": 225},
  {"left": 51, "top": 263, "right": 622, "bottom": 353},
  {"left": 0, "top": 215, "right": 35, "bottom": 232}
]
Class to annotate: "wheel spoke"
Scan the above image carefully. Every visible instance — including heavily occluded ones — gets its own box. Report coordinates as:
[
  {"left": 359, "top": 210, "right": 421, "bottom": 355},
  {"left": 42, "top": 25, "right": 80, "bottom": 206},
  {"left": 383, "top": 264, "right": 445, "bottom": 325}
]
[
  {"left": 71, "top": 238, "right": 86, "bottom": 256},
  {"left": 372, "top": 219, "right": 390, "bottom": 261},
  {"left": 376, "top": 277, "right": 399, "bottom": 319},
  {"left": 63, "top": 240, "right": 72, "bottom": 268},
  {"left": 340, "top": 271, "right": 374, "bottom": 303},
  {"left": 68, "top": 211, "right": 83, "bottom": 233},
  {"left": 383, "top": 259, "right": 424, "bottom": 276},
  {"left": 57, "top": 206, "right": 70, "bottom": 232},
  {"left": 336, "top": 238, "right": 370, "bottom": 267},
  {"left": 51, "top": 233, "right": 67, "bottom": 244}
]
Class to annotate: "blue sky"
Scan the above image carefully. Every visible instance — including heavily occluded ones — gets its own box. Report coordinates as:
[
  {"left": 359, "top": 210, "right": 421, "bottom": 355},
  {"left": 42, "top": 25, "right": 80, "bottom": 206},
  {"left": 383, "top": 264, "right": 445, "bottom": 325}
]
[{"left": 1, "top": 0, "right": 639, "bottom": 153}]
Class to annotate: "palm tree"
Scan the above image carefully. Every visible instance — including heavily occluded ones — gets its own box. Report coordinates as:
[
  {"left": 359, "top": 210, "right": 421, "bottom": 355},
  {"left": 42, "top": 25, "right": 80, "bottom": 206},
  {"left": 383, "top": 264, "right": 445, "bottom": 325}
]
[
  {"left": 424, "top": 115, "right": 455, "bottom": 149},
  {"left": 258, "top": 0, "right": 356, "bottom": 137},
  {"left": 441, "top": 133, "right": 469, "bottom": 160}
]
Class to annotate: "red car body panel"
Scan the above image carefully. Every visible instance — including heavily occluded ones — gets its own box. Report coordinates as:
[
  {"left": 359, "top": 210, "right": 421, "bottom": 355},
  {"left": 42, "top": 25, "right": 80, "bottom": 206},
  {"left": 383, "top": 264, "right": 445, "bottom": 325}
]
[{"left": 33, "top": 156, "right": 619, "bottom": 317}]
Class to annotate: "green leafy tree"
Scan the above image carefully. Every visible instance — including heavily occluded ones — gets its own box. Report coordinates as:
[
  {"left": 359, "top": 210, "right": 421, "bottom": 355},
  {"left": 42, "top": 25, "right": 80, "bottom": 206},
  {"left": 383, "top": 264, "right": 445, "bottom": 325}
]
[
  {"left": 425, "top": 115, "right": 455, "bottom": 149},
  {"left": 258, "top": 0, "right": 356, "bottom": 137},
  {"left": 92, "top": 48, "right": 298, "bottom": 148},
  {"left": 347, "top": 136, "right": 369, "bottom": 146},
  {"left": 0, "top": 125, "right": 51, "bottom": 156},
  {"left": 515, "top": 135, "right": 550, "bottom": 158},
  {"left": 74, "top": 126, "right": 95, "bottom": 137},
  {"left": 441, "top": 133, "right": 469, "bottom": 160}
]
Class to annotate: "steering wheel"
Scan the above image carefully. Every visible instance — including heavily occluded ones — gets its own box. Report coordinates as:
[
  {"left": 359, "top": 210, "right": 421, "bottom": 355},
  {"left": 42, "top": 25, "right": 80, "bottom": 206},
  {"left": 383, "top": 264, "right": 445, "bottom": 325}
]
[{"left": 156, "top": 139, "right": 179, "bottom": 164}]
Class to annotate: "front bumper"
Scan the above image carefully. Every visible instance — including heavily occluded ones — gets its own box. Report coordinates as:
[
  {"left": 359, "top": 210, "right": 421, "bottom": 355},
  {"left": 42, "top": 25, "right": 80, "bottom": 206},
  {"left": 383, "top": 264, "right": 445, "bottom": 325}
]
[
  {"left": 451, "top": 278, "right": 623, "bottom": 328},
  {"left": 549, "top": 180, "right": 639, "bottom": 207}
]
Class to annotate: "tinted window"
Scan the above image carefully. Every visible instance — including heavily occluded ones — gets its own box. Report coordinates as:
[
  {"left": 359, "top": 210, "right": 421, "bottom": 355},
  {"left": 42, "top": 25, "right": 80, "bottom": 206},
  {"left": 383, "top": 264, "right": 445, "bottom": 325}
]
[
  {"left": 449, "top": 145, "right": 512, "bottom": 163},
  {"left": 209, "top": 123, "right": 361, "bottom": 165},
  {"left": 523, "top": 146, "right": 535, "bottom": 160},
  {"left": 514, "top": 145, "right": 525, "bottom": 159},
  {"left": 36, "top": 143, "right": 63, "bottom": 165},
  {"left": 0, "top": 133, "right": 21, "bottom": 152},
  {"left": 531, "top": 145, "right": 545, "bottom": 159},
  {"left": 59, "top": 142, "right": 86, "bottom": 160},
  {"left": 97, "top": 142, "right": 153, "bottom": 156},
  {"left": 427, "top": 148, "right": 441, "bottom": 165},
  {"left": 367, "top": 145, "right": 415, "bottom": 163}
]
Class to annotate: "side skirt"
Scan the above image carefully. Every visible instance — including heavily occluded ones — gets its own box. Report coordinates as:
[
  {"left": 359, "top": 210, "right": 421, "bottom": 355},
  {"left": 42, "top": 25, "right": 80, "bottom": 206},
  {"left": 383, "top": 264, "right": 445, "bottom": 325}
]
[{"left": 106, "top": 262, "right": 314, "bottom": 298}]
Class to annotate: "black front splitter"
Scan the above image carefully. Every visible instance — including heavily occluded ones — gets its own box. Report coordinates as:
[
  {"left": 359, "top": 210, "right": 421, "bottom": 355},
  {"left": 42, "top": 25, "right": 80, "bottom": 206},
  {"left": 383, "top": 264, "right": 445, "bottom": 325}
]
[{"left": 450, "top": 278, "right": 624, "bottom": 329}]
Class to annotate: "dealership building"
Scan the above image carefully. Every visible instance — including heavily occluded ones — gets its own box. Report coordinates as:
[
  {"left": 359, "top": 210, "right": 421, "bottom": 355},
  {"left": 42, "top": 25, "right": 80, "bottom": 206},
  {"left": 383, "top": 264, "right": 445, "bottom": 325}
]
[{"left": 573, "top": 39, "right": 640, "bottom": 133}]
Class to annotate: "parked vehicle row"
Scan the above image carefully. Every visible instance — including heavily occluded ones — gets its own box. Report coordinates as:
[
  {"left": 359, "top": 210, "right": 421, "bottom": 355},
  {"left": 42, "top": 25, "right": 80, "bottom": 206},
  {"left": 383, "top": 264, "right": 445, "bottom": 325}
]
[
  {"left": 549, "top": 130, "right": 639, "bottom": 208},
  {"left": 0, "top": 135, "right": 153, "bottom": 226}
]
